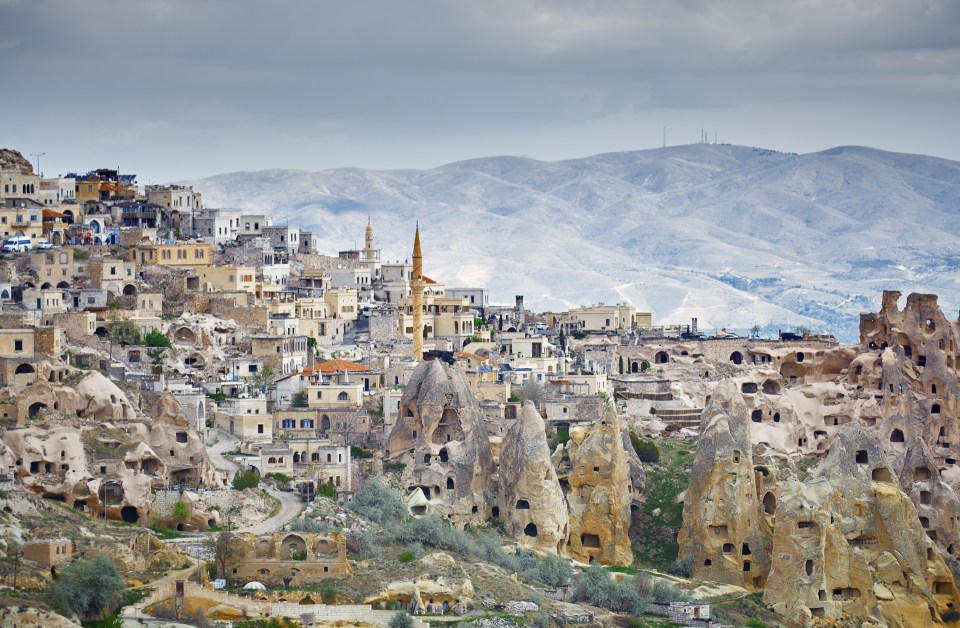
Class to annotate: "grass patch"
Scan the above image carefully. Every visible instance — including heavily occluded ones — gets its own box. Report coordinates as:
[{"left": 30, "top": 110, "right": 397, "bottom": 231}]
[
  {"left": 631, "top": 437, "right": 697, "bottom": 571},
  {"left": 148, "top": 526, "right": 184, "bottom": 540}
]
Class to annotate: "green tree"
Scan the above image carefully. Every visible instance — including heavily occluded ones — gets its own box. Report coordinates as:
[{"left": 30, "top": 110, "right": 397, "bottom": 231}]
[
  {"left": 50, "top": 554, "right": 125, "bottom": 621},
  {"left": 251, "top": 365, "right": 276, "bottom": 394},
  {"left": 516, "top": 378, "right": 546, "bottom": 407},
  {"left": 143, "top": 329, "right": 172, "bottom": 348},
  {"left": 172, "top": 500, "right": 190, "bottom": 526},
  {"left": 559, "top": 327, "right": 567, "bottom": 351},
  {"left": 290, "top": 391, "right": 308, "bottom": 408},
  {"left": 106, "top": 313, "right": 140, "bottom": 347},
  {"left": 232, "top": 469, "right": 261, "bottom": 490},
  {"left": 147, "top": 346, "right": 167, "bottom": 373}
]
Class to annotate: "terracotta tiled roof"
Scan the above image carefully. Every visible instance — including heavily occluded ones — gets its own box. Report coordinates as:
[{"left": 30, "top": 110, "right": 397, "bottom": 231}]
[{"left": 301, "top": 359, "right": 370, "bottom": 376}]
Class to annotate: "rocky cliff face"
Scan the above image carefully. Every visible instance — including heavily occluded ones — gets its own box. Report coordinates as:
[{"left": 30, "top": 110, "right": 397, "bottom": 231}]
[
  {"left": 385, "top": 358, "right": 495, "bottom": 527},
  {"left": 497, "top": 400, "right": 569, "bottom": 554},
  {"left": 678, "top": 291, "right": 960, "bottom": 624},
  {"left": 2, "top": 374, "right": 218, "bottom": 527},
  {"left": 556, "top": 404, "right": 634, "bottom": 565}
]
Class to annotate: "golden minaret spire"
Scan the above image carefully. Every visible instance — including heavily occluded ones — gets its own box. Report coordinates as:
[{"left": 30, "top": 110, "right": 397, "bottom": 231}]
[{"left": 412, "top": 223, "right": 424, "bottom": 361}]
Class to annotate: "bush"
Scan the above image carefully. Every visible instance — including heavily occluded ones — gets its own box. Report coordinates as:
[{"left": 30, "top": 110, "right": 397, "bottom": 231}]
[
  {"left": 317, "top": 482, "right": 338, "bottom": 500},
  {"left": 667, "top": 554, "right": 694, "bottom": 578},
  {"left": 143, "top": 329, "right": 172, "bottom": 348},
  {"left": 172, "top": 500, "right": 190, "bottom": 524},
  {"left": 640, "top": 361, "right": 650, "bottom": 372},
  {"left": 232, "top": 469, "right": 261, "bottom": 490},
  {"left": 346, "top": 529, "right": 378, "bottom": 558},
  {"left": 390, "top": 516, "right": 473, "bottom": 555},
  {"left": 351, "top": 445, "right": 374, "bottom": 459},
  {"left": 630, "top": 433, "right": 660, "bottom": 463},
  {"left": 389, "top": 613, "right": 413, "bottom": 628},
  {"left": 287, "top": 517, "right": 333, "bottom": 533},
  {"left": 265, "top": 472, "right": 293, "bottom": 485},
  {"left": 50, "top": 555, "right": 125, "bottom": 620},
  {"left": 290, "top": 392, "right": 308, "bottom": 408},
  {"left": 575, "top": 564, "right": 646, "bottom": 615},
  {"left": 535, "top": 552, "right": 573, "bottom": 587},
  {"left": 398, "top": 550, "right": 417, "bottom": 563},
  {"left": 348, "top": 479, "right": 408, "bottom": 526},
  {"left": 634, "top": 573, "right": 687, "bottom": 602},
  {"left": 745, "top": 620, "right": 769, "bottom": 628}
]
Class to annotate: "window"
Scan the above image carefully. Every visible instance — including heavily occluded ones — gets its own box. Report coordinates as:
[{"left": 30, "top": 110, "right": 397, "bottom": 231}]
[
  {"left": 282, "top": 419, "right": 295, "bottom": 428},
  {"left": 14, "top": 340, "right": 23, "bottom": 351},
  {"left": 337, "top": 392, "right": 348, "bottom": 401}
]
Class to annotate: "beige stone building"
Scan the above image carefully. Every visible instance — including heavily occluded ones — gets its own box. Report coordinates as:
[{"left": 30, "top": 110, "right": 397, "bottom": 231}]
[
  {"left": 222, "top": 532, "right": 348, "bottom": 585},
  {"left": 129, "top": 241, "right": 211, "bottom": 267},
  {"left": 23, "top": 538, "right": 73, "bottom": 568}
]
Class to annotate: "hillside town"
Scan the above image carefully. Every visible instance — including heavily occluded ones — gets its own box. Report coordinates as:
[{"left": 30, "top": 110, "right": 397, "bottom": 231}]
[{"left": 2, "top": 145, "right": 960, "bottom": 627}]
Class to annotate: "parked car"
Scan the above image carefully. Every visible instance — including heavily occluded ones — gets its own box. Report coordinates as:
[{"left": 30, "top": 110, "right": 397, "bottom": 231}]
[
  {"left": 35, "top": 240, "right": 53, "bottom": 250},
  {"left": 2, "top": 236, "right": 33, "bottom": 252}
]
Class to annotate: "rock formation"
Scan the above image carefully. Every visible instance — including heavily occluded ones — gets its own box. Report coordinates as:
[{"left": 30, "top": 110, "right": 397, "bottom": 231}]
[
  {"left": 556, "top": 403, "right": 633, "bottom": 565},
  {"left": 497, "top": 400, "right": 569, "bottom": 554},
  {"left": 676, "top": 292, "right": 960, "bottom": 624},
  {"left": 386, "top": 358, "right": 495, "bottom": 527}
]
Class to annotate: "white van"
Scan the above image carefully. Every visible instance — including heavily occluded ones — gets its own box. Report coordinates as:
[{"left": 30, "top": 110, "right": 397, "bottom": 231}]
[{"left": 2, "top": 236, "right": 32, "bottom": 252}]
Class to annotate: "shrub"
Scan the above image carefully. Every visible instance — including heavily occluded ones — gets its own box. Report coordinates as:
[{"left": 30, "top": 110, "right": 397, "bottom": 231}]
[
  {"left": 667, "top": 554, "right": 694, "bottom": 578},
  {"left": 50, "top": 555, "right": 125, "bottom": 620},
  {"left": 350, "top": 445, "right": 374, "bottom": 459},
  {"left": 635, "top": 573, "right": 687, "bottom": 602},
  {"left": 232, "top": 469, "right": 261, "bottom": 490},
  {"left": 534, "top": 552, "right": 573, "bottom": 587},
  {"left": 287, "top": 517, "right": 333, "bottom": 533},
  {"left": 630, "top": 433, "right": 660, "bottom": 463},
  {"left": 745, "top": 620, "right": 769, "bottom": 628},
  {"left": 265, "top": 472, "right": 293, "bottom": 485},
  {"left": 290, "top": 392, "right": 308, "bottom": 408},
  {"left": 346, "top": 529, "right": 378, "bottom": 558},
  {"left": 143, "top": 329, "right": 172, "bottom": 348},
  {"left": 575, "top": 564, "right": 645, "bottom": 615},
  {"left": 348, "top": 478, "right": 408, "bottom": 526},
  {"left": 387, "top": 462, "right": 406, "bottom": 473},
  {"left": 172, "top": 500, "right": 190, "bottom": 524},
  {"left": 398, "top": 550, "right": 417, "bottom": 563},
  {"left": 390, "top": 516, "right": 473, "bottom": 555},
  {"left": 389, "top": 613, "right": 413, "bottom": 628},
  {"left": 317, "top": 482, "right": 338, "bottom": 500}
]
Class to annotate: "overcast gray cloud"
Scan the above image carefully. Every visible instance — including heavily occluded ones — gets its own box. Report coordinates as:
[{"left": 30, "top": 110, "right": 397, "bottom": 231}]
[{"left": 1, "top": 0, "right": 958, "bottom": 181}]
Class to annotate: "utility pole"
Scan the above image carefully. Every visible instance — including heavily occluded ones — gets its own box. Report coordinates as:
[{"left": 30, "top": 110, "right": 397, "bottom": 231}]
[{"left": 30, "top": 152, "right": 46, "bottom": 177}]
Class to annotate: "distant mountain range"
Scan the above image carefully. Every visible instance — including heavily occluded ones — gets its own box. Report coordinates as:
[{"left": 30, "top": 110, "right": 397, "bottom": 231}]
[{"left": 186, "top": 144, "right": 960, "bottom": 343}]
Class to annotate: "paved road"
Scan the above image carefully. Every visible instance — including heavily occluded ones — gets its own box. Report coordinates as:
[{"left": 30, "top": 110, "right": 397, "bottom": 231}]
[
  {"left": 239, "top": 486, "right": 302, "bottom": 534},
  {"left": 206, "top": 429, "right": 302, "bottom": 534}
]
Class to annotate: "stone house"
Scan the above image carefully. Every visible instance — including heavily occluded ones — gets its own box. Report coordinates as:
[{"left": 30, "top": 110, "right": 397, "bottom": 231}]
[
  {"left": 223, "top": 532, "right": 348, "bottom": 586},
  {"left": 23, "top": 538, "right": 73, "bottom": 568}
]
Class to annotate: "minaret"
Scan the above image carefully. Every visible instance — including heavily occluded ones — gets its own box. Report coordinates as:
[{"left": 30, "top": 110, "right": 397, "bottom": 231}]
[
  {"left": 412, "top": 224, "right": 424, "bottom": 361},
  {"left": 364, "top": 217, "right": 375, "bottom": 260}
]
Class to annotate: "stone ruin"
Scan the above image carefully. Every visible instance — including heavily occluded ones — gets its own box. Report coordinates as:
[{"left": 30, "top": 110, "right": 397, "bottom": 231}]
[{"left": 677, "top": 292, "right": 960, "bottom": 624}]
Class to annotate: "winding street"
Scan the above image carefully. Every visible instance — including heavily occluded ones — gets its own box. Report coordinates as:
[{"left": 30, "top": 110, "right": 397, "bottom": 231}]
[{"left": 205, "top": 429, "right": 303, "bottom": 534}]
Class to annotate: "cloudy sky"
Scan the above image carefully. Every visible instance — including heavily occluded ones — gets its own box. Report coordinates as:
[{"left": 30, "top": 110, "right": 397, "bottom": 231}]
[{"left": 1, "top": 0, "right": 958, "bottom": 181}]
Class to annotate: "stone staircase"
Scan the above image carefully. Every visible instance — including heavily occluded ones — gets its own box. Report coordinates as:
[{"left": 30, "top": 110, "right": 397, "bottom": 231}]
[{"left": 653, "top": 407, "right": 703, "bottom": 429}]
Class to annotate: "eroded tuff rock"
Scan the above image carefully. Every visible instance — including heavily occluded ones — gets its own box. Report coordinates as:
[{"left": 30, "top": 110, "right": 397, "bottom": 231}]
[
  {"left": 386, "top": 358, "right": 494, "bottom": 527},
  {"left": 677, "top": 379, "right": 772, "bottom": 588},
  {"left": 764, "top": 426, "right": 960, "bottom": 625},
  {"left": 15, "top": 370, "right": 136, "bottom": 423},
  {"left": 677, "top": 292, "right": 960, "bottom": 624},
  {"left": 497, "top": 400, "right": 569, "bottom": 554},
  {"left": 3, "top": 382, "right": 218, "bottom": 526},
  {"left": 556, "top": 403, "right": 633, "bottom": 565}
]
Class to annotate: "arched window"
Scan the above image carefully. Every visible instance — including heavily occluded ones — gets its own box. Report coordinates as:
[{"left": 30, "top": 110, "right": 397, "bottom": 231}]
[{"left": 337, "top": 392, "right": 348, "bottom": 401}]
